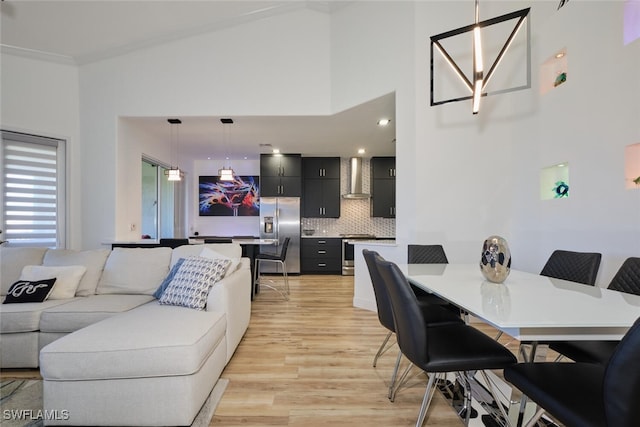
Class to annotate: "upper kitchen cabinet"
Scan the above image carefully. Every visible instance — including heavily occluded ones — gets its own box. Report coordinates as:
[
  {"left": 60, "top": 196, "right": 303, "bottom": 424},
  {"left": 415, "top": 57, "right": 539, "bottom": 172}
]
[
  {"left": 371, "top": 156, "right": 396, "bottom": 218},
  {"left": 302, "top": 157, "right": 340, "bottom": 179},
  {"left": 302, "top": 157, "right": 340, "bottom": 218},
  {"left": 260, "top": 154, "right": 302, "bottom": 197}
]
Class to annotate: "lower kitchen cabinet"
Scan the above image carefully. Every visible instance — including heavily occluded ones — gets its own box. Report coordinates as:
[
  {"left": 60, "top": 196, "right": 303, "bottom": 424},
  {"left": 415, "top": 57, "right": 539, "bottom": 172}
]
[{"left": 301, "top": 238, "right": 341, "bottom": 274}]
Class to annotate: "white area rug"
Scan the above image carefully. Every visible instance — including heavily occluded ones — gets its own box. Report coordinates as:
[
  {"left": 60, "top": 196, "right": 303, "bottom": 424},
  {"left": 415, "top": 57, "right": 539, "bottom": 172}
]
[{"left": 0, "top": 378, "right": 229, "bottom": 427}]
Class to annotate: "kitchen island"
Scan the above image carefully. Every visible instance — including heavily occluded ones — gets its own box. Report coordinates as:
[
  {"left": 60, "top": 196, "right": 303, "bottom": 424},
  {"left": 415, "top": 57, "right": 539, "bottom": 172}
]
[{"left": 351, "top": 239, "right": 399, "bottom": 311}]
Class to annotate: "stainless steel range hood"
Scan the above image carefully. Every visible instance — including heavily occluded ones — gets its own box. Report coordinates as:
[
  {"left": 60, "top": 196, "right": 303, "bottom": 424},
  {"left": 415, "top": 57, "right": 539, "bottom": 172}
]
[{"left": 342, "top": 157, "right": 371, "bottom": 199}]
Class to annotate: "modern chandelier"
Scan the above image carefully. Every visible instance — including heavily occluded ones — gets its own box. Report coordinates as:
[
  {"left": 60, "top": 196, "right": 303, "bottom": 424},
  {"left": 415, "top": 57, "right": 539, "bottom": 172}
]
[{"left": 430, "top": 1, "right": 530, "bottom": 115}]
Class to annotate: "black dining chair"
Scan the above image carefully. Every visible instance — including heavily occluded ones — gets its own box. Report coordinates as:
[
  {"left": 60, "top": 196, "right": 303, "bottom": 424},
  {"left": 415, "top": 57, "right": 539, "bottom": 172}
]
[
  {"left": 549, "top": 257, "right": 640, "bottom": 365},
  {"left": 520, "top": 249, "right": 603, "bottom": 361},
  {"left": 158, "top": 238, "right": 189, "bottom": 248},
  {"left": 254, "top": 237, "right": 290, "bottom": 300},
  {"left": 407, "top": 244, "right": 462, "bottom": 316},
  {"left": 504, "top": 315, "right": 640, "bottom": 427},
  {"left": 376, "top": 257, "right": 517, "bottom": 426},
  {"left": 204, "top": 237, "right": 233, "bottom": 243},
  {"left": 362, "top": 249, "right": 463, "bottom": 399},
  {"left": 540, "top": 249, "right": 602, "bottom": 285}
]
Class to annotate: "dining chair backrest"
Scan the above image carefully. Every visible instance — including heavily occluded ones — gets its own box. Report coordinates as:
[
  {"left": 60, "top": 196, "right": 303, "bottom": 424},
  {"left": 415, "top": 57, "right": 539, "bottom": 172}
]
[
  {"left": 158, "top": 238, "right": 189, "bottom": 248},
  {"left": 204, "top": 238, "right": 233, "bottom": 243},
  {"left": 607, "top": 257, "right": 640, "bottom": 296},
  {"left": 276, "top": 237, "right": 290, "bottom": 262},
  {"left": 362, "top": 249, "right": 395, "bottom": 333},
  {"left": 375, "top": 258, "right": 427, "bottom": 367},
  {"left": 407, "top": 244, "right": 449, "bottom": 264},
  {"left": 540, "top": 249, "right": 602, "bottom": 285},
  {"left": 603, "top": 316, "right": 640, "bottom": 427}
]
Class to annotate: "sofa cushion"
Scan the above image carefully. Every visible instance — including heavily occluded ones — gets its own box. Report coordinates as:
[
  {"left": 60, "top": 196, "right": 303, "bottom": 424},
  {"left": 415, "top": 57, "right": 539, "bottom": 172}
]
[
  {"left": 0, "top": 247, "right": 48, "bottom": 296},
  {"left": 171, "top": 243, "right": 241, "bottom": 268},
  {"left": 40, "top": 302, "right": 226, "bottom": 381},
  {"left": 0, "top": 298, "right": 76, "bottom": 333},
  {"left": 20, "top": 265, "right": 86, "bottom": 300},
  {"left": 96, "top": 247, "right": 172, "bottom": 295},
  {"left": 159, "top": 256, "right": 231, "bottom": 310},
  {"left": 3, "top": 279, "right": 57, "bottom": 304},
  {"left": 40, "top": 294, "right": 155, "bottom": 333},
  {"left": 43, "top": 248, "right": 110, "bottom": 296}
]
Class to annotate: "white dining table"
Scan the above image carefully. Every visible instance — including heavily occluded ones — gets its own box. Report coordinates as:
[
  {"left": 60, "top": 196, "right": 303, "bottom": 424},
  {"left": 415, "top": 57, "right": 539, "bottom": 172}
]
[
  {"left": 401, "top": 263, "right": 640, "bottom": 343},
  {"left": 402, "top": 263, "right": 640, "bottom": 426}
]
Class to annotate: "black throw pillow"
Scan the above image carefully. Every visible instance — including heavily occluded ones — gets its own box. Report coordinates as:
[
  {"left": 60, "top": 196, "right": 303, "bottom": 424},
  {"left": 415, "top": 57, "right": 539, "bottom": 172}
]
[{"left": 3, "top": 278, "right": 57, "bottom": 304}]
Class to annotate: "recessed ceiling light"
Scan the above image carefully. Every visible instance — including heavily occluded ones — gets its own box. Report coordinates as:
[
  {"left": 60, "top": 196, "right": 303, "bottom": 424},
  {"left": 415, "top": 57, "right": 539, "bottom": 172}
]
[
  {"left": 377, "top": 118, "right": 391, "bottom": 126},
  {"left": 555, "top": 52, "right": 565, "bottom": 59},
  {"left": 273, "top": 148, "right": 280, "bottom": 154},
  {"left": 358, "top": 148, "right": 366, "bottom": 154}
]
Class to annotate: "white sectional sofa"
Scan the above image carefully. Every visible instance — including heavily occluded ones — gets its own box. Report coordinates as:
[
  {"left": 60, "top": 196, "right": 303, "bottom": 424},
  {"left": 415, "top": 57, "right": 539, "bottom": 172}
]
[{"left": 0, "top": 243, "right": 251, "bottom": 426}]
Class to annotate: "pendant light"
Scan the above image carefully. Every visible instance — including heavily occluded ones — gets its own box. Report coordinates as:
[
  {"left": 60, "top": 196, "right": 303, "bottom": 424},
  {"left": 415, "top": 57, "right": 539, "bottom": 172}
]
[
  {"left": 164, "top": 118, "right": 183, "bottom": 181},
  {"left": 218, "top": 118, "right": 235, "bottom": 181}
]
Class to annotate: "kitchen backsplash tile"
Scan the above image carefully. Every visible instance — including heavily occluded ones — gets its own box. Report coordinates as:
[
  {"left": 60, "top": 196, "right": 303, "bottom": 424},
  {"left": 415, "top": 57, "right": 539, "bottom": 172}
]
[{"left": 301, "top": 158, "right": 395, "bottom": 237}]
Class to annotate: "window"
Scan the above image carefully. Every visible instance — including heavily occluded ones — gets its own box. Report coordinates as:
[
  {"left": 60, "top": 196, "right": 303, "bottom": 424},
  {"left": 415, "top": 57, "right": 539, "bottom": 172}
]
[
  {"left": 141, "top": 157, "right": 180, "bottom": 240},
  {"left": 1, "top": 131, "right": 66, "bottom": 248}
]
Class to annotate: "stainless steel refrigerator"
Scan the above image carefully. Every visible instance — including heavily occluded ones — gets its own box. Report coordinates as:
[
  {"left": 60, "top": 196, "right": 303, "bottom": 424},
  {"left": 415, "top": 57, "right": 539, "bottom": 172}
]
[{"left": 259, "top": 197, "right": 300, "bottom": 273}]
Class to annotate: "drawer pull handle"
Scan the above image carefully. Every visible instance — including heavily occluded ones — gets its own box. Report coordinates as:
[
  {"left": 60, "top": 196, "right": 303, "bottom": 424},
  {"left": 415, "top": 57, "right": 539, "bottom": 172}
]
[{"left": 318, "top": 250, "right": 326, "bottom": 254}]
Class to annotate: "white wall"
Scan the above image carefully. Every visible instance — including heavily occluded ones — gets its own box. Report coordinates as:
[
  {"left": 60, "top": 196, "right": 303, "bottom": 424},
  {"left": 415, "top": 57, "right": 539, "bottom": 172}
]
[
  {"left": 2, "top": 2, "right": 638, "bottom": 294},
  {"left": 190, "top": 158, "right": 261, "bottom": 237},
  {"left": 331, "top": 1, "right": 639, "bottom": 310},
  {"left": 0, "top": 53, "right": 82, "bottom": 248},
  {"left": 78, "top": 8, "right": 331, "bottom": 248}
]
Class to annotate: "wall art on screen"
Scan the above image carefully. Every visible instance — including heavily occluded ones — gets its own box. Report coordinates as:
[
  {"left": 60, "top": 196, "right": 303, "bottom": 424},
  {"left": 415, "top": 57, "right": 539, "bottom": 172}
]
[{"left": 199, "top": 176, "right": 260, "bottom": 217}]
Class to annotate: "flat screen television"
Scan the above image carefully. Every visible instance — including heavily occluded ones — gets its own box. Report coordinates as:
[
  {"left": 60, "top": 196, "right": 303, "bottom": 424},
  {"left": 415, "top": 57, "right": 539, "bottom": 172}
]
[{"left": 198, "top": 175, "right": 260, "bottom": 217}]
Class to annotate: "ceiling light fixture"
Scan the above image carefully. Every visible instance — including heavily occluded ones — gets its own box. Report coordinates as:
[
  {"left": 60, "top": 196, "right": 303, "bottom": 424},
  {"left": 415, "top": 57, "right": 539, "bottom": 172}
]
[
  {"left": 430, "top": 2, "right": 530, "bottom": 115},
  {"left": 377, "top": 118, "right": 391, "bottom": 126},
  {"left": 472, "top": 0, "right": 484, "bottom": 114},
  {"left": 164, "top": 118, "right": 183, "bottom": 181},
  {"left": 218, "top": 118, "right": 235, "bottom": 181}
]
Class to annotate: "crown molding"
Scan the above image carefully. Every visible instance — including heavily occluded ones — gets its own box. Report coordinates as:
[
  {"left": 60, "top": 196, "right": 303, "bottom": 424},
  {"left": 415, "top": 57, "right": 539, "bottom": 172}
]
[{"left": 1, "top": 44, "right": 76, "bottom": 66}]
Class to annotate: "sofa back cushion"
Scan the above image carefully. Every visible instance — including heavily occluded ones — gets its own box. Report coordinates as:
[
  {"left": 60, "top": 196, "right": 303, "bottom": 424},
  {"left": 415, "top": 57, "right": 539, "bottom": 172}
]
[
  {"left": 43, "top": 248, "right": 110, "bottom": 296},
  {"left": 0, "top": 247, "right": 48, "bottom": 296},
  {"left": 170, "top": 243, "right": 242, "bottom": 267},
  {"left": 96, "top": 247, "right": 172, "bottom": 295}
]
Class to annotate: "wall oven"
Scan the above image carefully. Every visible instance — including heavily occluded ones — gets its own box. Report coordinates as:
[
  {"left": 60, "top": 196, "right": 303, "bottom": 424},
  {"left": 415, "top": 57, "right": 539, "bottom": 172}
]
[{"left": 341, "top": 234, "right": 376, "bottom": 275}]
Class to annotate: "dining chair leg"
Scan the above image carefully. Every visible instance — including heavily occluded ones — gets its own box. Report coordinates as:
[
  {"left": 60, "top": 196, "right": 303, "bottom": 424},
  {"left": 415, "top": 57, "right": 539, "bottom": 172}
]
[
  {"left": 479, "top": 370, "right": 510, "bottom": 424},
  {"left": 253, "top": 258, "right": 260, "bottom": 293},
  {"left": 282, "top": 261, "right": 289, "bottom": 297},
  {"left": 373, "top": 331, "right": 393, "bottom": 367},
  {"left": 416, "top": 372, "right": 438, "bottom": 427},
  {"left": 524, "top": 407, "right": 546, "bottom": 427},
  {"left": 388, "top": 349, "right": 403, "bottom": 399},
  {"left": 389, "top": 360, "right": 413, "bottom": 402}
]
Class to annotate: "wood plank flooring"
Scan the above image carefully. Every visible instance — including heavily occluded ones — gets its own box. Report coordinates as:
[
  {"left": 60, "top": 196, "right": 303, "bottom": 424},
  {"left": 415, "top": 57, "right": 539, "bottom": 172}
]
[
  {"left": 212, "top": 274, "right": 522, "bottom": 426},
  {"left": 1, "top": 274, "right": 530, "bottom": 426}
]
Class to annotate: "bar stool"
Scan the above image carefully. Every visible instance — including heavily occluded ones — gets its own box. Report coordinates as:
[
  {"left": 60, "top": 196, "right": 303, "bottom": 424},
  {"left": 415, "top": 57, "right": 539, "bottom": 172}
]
[{"left": 254, "top": 237, "right": 290, "bottom": 300}]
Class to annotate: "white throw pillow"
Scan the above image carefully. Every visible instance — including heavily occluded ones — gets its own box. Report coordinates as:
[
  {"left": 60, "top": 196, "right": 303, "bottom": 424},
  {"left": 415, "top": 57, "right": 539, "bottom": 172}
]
[
  {"left": 20, "top": 265, "right": 87, "bottom": 300},
  {"left": 199, "top": 247, "right": 240, "bottom": 277}
]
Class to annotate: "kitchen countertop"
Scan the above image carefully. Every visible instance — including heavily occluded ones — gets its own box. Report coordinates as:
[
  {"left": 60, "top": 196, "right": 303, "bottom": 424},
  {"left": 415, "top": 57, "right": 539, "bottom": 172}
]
[{"left": 301, "top": 235, "right": 395, "bottom": 239}]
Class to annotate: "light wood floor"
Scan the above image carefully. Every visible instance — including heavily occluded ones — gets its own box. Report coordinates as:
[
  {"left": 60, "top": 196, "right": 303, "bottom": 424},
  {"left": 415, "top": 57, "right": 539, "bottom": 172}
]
[
  {"left": 1, "top": 274, "right": 529, "bottom": 426},
  {"left": 212, "top": 274, "right": 523, "bottom": 426}
]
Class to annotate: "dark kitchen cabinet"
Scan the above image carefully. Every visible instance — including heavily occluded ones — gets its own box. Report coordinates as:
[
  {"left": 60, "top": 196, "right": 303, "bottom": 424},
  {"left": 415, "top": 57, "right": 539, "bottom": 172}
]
[
  {"left": 371, "top": 156, "right": 396, "bottom": 218},
  {"left": 301, "top": 238, "right": 341, "bottom": 274},
  {"left": 302, "top": 157, "right": 341, "bottom": 218},
  {"left": 260, "top": 154, "right": 302, "bottom": 196},
  {"left": 302, "top": 157, "right": 340, "bottom": 179}
]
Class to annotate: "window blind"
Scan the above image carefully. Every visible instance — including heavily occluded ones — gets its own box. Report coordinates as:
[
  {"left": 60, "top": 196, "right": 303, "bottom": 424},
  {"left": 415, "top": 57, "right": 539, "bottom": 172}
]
[{"left": 2, "top": 131, "right": 65, "bottom": 248}]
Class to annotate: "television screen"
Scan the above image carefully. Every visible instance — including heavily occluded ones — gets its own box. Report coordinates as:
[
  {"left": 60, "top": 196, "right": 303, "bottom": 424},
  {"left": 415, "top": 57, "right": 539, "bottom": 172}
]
[{"left": 199, "top": 175, "right": 260, "bottom": 216}]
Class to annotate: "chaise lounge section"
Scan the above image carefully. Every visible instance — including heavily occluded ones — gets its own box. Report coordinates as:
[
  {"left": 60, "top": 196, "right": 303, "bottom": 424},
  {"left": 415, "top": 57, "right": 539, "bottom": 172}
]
[{"left": 0, "top": 243, "right": 251, "bottom": 426}]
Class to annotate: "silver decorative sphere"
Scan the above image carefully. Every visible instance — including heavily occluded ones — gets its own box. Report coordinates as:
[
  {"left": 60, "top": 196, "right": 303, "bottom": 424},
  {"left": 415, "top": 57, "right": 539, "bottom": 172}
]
[{"left": 480, "top": 235, "right": 511, "bottom": 283}]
